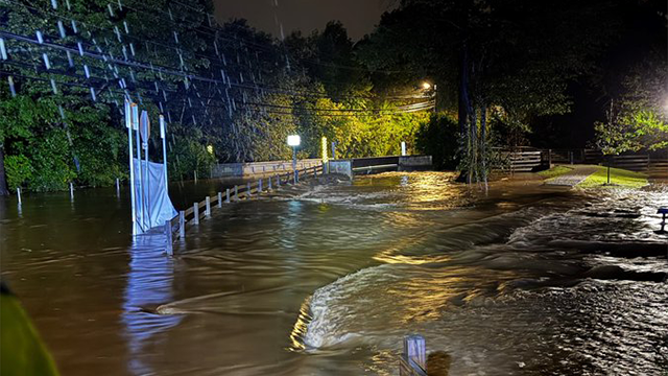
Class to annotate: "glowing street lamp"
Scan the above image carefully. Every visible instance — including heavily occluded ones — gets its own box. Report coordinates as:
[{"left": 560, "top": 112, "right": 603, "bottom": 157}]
[
  {"left": 422, "top": 82, "right": 432, "bottom": 90},
  {"left": 287, "top": 134, "right": 301, "bottom": 183}
]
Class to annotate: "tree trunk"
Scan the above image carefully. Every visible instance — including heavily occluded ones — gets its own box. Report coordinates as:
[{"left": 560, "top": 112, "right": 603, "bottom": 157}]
[
  {"left": 480, "top": 103, "right": 487, "bottom": 184},
  {"left": 0, "top": 144, "right": 8, "bottom": 196}
]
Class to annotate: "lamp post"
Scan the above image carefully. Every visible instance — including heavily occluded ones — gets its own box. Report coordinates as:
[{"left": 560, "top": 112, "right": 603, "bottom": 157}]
[{"left": 287, "top": 135, "right": 301, "bottom": 184}]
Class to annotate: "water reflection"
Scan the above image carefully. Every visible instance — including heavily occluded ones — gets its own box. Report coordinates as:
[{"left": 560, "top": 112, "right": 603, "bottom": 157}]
[{"left": 122, "top": 234, "right": 182, "bottom": 376}]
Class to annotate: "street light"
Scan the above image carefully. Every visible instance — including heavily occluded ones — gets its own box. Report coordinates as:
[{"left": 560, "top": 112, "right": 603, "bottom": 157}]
[
  {"left": 287, "top": 134, "right": 301, "bottom": 183},
  {"left": 422, "top": 82, "right": 432, "bottom": 90}
]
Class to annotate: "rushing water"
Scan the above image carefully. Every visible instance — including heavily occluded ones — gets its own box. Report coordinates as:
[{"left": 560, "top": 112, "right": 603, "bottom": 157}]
[{"left": 1, "top": 172, "right": 667, "bottom": 376}]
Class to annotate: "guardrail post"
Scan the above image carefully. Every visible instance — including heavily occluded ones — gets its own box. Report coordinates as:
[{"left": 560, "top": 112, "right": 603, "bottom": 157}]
[
  {"left": 205, "top": 196, "right": 211, "bottom": 218},
  {"left": 258, "top": 178, "right": 263, "bottom": 193},
  {"left": 193, "top": 203, "right": 199, "bottom": 225},
  {"left": 164, "top": 220, "right": 173, "bottom": 256},
  {"left": 277, "top": 175, "right": 281, "bottom": 187},
  {"left": 294, "top": 170, "right": 299, "bottom": 184},
  {"left": 226, "top": 188, "right": 231, "bottom": 203},
  {"left": 234, "top": 186, "right": 238, "bottom": 201},
  {"left": 69, "top": 182, "right": 74, "bottom": 199},
  {"left": 247, "top": 182, "right": 252, "bottom": 199},
  {"left": 179, "top": 211, "right": 185, "bottom": 238},
  {"left": 16, "top": 187, "right": 21, "bottom": 205},
  {"left": 217, "top": 192, "right": 223, "bottom": 208},
  {"left": 268, "top": 177, "right": 272, "bottom": 190},
  {"left": 116, "top": 178, "right": 120, "bottom": 196},
  {"left": 402, "top": 335, "right": 427, "bottom": 376}
]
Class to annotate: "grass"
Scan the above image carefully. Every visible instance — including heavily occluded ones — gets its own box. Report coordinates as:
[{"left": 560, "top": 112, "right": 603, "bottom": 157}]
[
  {"left": 537, "top": 165, "right": 573, "bottom": 179},
  {"left": 578, "top": 165, "right": 649, "bottom": 189}
]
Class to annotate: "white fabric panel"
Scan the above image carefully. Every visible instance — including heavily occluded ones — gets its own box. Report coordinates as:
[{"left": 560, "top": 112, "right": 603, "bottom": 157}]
[{"left": 133, "top": 158, "right": 177, "bottom": 232}]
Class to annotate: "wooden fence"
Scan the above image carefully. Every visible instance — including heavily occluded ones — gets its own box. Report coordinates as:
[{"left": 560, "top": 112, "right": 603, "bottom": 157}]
[
  {"left": 503, "top": 148, "right": 667, "bottom": 177},
  {"left": 166, "top": 164, "right": 325, "bottom": 245},
  {"left": 499, "top": 148, "right": 549, "bottom": 172}
]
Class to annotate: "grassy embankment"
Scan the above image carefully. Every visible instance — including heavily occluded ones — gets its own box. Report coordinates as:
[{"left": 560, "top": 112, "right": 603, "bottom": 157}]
[
  {"left": 537, "top": 165, "right": 649, "bottom": 188},
  {"left": 578, "top": 166, "right": 648, "bottom": 188},
  {"left": 537, "top": 165, "right": 573, "bottom": 179}
]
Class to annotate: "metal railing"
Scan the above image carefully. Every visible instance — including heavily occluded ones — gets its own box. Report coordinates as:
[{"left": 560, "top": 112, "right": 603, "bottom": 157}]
[{"left": 166, "top": 164, "right": 326, "bottom": 244}]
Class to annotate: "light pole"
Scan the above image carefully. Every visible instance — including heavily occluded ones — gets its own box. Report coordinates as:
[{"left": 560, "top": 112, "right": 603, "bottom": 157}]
[{"left": 287, "top": 134, "right": 301, "bottom": 184}]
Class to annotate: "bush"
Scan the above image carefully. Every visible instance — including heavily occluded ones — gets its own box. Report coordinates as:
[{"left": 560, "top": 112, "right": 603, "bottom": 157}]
[{"left": 415, "top": 115, "right": 461, "bottom": 170}]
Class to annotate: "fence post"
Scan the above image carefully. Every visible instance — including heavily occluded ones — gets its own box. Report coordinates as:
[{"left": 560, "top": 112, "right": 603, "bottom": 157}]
[
  {"left": 193, "top": 203, "right": 199, "bottom": 225},
  {"left": 294, "top": 170, "right": 299, "bottom": 184},
  {"left": 16, "top": 187, "right": 21, "bottom": 205},
  {"left": 226, "top": 188, "right": 231, "bottom": 203},
  {"left": 277, "top": 175, "right": 281, "bottom": 187},
  {"left": 217, "top": 192, "right": 223, "bottom": 208},
  {"left": 69, "top": 182, "right": 74, "bottom": 199},
  {"left": 258, "top": 178, "right": 263, "bottom": 193},
  {"left": 403, "top": 335, "right": 427, "bottom": 374},
  {"left": 205, "top": 196, "right": 211, "bottom": 218},
  {"left": 234, "top": 185, "right": 239, "bottom": 201},
  {"left": 247, "top": 182, "right": 252, "bottom": 199},
  {"left": 116, "top": 178, "right": 120, "bottom": 196},
  {"left": 569, "top": 151, "right": 574, "bottom": 165},
  {"left": 179, "top": 211, "right": 185, "bottom": 238},
  {"left": 164, "top": 220, "right": 173, "bottom": 256}
]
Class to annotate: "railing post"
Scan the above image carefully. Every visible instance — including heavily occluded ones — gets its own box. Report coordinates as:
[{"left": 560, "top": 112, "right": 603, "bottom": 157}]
[
  {"left": 258, "top": 178, "right": 263, "bottom": 193},
  {"left": 294, "top": 170, "right": 299, "bottom": 184},
  {"left": 164, "top": 220, "right": 173, "bottom": 256},
  {"left": 16, "top": 187, "right": 21, "bottom": 205},
  {"left": 69, "top": 182, "right": 74, "bottom": 199},
  {"left": 277, "top": 175, "right": 281, "bottom": 187},
  {"left": 226, "top": 188, "right": 231, "bottom": 203},
  {"left": 234, "top": 185, "right": 239, "bottom": 201},
  {"left": 217, "top": 192, "right": 223, "bottom": 208},
  {"left": 268, "top": 177, "right": 272, "bottom": 190},
  {"left": 193, "top": 203, "right": 199, "bottom": 225},
  {"left": 247, "top": 182, "right": 252, "bottom": 199},
  {"left": 116, "top": 178, "right": 120, "bottom": 196},
  {"left": 402, "top": 335, "right": 427, "bottom": 375},
  {"left": 179, "top": 211, "right": 185, "bottom": 238},
  {"left": 205, "top": 196, "right": 211, "bottom": 218}
]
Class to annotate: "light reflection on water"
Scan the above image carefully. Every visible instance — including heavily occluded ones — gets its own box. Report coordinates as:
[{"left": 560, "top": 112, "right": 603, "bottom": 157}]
[{"left": 0, "top": 173, "right": 666, "bottom": 375}]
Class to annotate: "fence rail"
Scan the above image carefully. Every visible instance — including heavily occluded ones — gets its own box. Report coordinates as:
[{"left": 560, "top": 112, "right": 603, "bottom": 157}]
[{"left": 168, "top": 164, "right": 325, "bottom": 242}]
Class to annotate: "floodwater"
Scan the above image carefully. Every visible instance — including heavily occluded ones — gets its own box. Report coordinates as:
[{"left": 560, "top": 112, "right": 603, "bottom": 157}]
[{"left": 1, "top": 172, "right": 667, "bottom": 376}]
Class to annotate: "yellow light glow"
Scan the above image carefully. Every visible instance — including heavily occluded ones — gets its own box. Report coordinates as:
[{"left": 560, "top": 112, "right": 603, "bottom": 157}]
[
  {"left": 206, "top": 145, "right": 214, "bottom": 155},
  {"left": 422, "top": 82, "right": 432, "bottom": 90},
  {"left": 321, "top": 136, "right": 328, "bottom": 163}
]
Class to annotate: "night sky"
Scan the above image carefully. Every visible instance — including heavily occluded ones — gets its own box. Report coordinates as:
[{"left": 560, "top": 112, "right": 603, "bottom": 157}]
[{"left": 213, "top": 0, "right": 393, "bottom": 40}]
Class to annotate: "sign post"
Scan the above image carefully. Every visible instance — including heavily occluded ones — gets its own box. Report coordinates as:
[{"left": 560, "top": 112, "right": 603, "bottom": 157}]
[{"left": 287, "top": 135, "right": 301, "bottom": 184}]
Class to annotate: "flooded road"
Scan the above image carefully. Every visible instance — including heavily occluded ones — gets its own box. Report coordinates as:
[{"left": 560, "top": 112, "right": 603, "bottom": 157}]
[{"left": 1, "top": 172, "right": 667, "bottom": 375}]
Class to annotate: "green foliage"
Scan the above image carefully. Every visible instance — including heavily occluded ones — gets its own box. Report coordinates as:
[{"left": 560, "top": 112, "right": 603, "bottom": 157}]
[{"left": 4, "top": 155, "right": 32, "bottom": 190}]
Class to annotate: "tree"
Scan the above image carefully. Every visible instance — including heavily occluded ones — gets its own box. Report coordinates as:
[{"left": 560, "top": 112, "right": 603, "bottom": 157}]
[
  {"left": 595, "top": 49, "right": 668, "bottom": 183},
  {"left": 358, "top": 0, "right": 624, "bottom": 182}
]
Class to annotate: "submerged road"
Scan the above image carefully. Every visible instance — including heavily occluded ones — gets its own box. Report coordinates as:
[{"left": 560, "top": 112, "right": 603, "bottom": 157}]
[
  {"left": 545, "top": 165, "right": 600, "bottom": 187},
  {"left": 1, "top": 172, "right": 667, "bottom": 375}
]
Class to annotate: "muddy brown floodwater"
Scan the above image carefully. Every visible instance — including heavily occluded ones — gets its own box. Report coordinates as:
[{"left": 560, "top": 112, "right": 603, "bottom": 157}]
[{"left": 1, "top": 172, "right": 667, "bottom": 376}]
